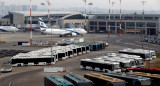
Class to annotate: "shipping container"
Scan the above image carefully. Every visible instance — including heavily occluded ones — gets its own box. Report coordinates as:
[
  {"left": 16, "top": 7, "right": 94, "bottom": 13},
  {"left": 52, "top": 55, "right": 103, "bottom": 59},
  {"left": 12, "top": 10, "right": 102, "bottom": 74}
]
[
  {"left": 103, "top": 73, "right": 151, "bottom": 86},
  {"left": 45, "top": 75, "right": 73, "bottom": 86},
  {"left": 64, "top": 73, "right": 93, "bottom": 86},
  {"left": 84, "top": 73, "right": 126, "bottom": 86}
]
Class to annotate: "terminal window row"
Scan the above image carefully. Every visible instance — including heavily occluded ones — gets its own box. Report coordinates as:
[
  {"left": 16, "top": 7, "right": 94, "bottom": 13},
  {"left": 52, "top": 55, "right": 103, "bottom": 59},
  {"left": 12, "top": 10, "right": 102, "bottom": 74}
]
[{"left": 96, "top": 16, "right": 158, "bottom": 20}]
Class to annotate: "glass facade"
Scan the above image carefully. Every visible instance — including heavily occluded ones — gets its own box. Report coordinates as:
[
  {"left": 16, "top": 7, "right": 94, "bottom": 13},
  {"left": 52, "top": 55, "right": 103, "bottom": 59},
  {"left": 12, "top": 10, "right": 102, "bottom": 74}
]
[
  {"left": 124, "top": 17, "right": 133, "bottom": 20},
  {"left": 89, "top": 14, "right": 159, "bottom": 34},
  {"left": 144, "top": 17, "right": 153, "bottom": 20},
  {"left": 90, "top": 21, "right": 97, "bottom": 25},
  {"left": 99, "top": 22, "right": 106, "bottom": 26},
  {"left": 147, "top": 22, "right": 156, "bottom": 27},
  {"left": 97, "top": 16, "right": 105, "bottom": 19},
  {"left": 126, "top": 22, "right": 135, "bottom": 26}
]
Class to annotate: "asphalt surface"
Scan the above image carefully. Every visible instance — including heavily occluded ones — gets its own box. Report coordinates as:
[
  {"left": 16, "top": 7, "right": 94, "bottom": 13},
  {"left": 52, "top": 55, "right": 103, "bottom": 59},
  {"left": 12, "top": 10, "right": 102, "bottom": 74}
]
[{"left": 0, "top": 32, "right": 160, "bottom": 86}]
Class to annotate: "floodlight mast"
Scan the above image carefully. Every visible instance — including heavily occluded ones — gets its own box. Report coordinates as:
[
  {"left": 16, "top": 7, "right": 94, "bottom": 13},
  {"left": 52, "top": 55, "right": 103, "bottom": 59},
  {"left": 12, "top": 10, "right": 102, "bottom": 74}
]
[
  {"left": 88, "top": 2, "right": 93, "bottom": 14},
  {"left": 30, "top": 0, "right": 32, "bottom": 46},
  {"left": 46, "top": 0, "right": 54, "bottom": 66},
  {"left": 119, "top": 0, "right": 122, "bottom": 35},
  {"left": 108, "top": 0, "right": 111, "bottom": 38},
  {"left": 41, "top": 3, "right": 45, "bottom": 12},
  {"left": 141, "top": 1, "right": 146, "bottom": 14},
  {"left": 46, "top": 0, "right": 51, "bottom": 23},
  {"left": 112, "top": 2, "right": 115, "bottom": 14},
  {"left": 83, "top": 0, "right": 87, "bottom": 31}
]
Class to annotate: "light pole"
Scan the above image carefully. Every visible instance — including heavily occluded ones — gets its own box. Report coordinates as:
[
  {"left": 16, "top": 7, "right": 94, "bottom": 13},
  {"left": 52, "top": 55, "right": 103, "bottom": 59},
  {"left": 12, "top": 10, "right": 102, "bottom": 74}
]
[
  {"left": 141, "top": 1, "right": 151, "bottom": 68},
  {"left": 29, "top": 0, "right": 32, "bottom": 46},
  {"left": 40, "top": 3, "right": 45, "bottom": 12},
  {"left": 88, "top": 2, "right": 93, "bottom": 14},
  {"left": 82, "top": 0, "right": 87, "bottom": 32},
  {"left": 119, "top": 0, "right": 122, "bottom": 35},
  {"left": 108, "top": 0, "right": 111, "bottom": 38},
  {"left": 46, "top": 0, "right": 54, "bottom": 66},
  {"left": 141, "top": 1, "right": 146, "bottom": 14},
  {"left": 112, "top": 2, "right": 115, "bottom": 14}
]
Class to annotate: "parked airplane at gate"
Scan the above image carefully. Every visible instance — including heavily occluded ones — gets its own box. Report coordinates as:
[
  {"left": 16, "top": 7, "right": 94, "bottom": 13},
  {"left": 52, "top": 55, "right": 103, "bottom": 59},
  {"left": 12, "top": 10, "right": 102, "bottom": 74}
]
[
  {"left": 38, "top": 18, "right": 87, "bottom": 37},
  {"left": 0, "top": 26, "right": 19, "bottom": 33}
]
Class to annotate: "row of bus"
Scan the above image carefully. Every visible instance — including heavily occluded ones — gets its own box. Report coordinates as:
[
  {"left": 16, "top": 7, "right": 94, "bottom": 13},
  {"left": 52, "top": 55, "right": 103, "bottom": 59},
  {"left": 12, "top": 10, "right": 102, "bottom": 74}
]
[
  {"left": 10, "top": 44, "right": 90, "bottom": 66},
  {"left": 80, "top": 48, "right": 156, "bottom": 72},
  {"left": 45, "top": 72, "right": 160, "bottom": 86},
  {"left": 119, "top": 48, "right": 156, "bottom": 60},
  {"left": 10, "top": 41, "right": 108, "bottom": 66}
]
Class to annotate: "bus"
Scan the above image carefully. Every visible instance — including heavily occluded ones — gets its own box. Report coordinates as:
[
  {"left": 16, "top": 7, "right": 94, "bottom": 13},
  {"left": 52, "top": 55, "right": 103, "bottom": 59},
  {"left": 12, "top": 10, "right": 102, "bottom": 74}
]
[
  {"left": 103, "top": 73, "right": 151, "bottom": 86},
  {"left": 45, "top": 75, "right": 73, "bottom": 86},
  {"left": 80, "top": 59, "right": 121, "bottom": 72},
  {"left": 84, "top": 73, "right": 126, "bottom": 86},
  {"left": 64, "top": 73, "right": 93, "bottom": 86}
]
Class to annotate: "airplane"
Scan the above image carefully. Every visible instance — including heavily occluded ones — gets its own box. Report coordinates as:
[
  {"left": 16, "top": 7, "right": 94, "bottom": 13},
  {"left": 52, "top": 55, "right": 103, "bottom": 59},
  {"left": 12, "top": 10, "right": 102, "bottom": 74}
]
[
  {"left": 38, "top": 18, "right": 87, "bottom": 37},
  {"left": 0, "top": 26, "right": 19, "bottom": 33}
]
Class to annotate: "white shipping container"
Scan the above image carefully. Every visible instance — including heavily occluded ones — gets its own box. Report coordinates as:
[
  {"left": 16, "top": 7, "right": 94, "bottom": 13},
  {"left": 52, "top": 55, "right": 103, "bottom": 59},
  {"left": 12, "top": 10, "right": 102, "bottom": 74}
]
[{"left": 44, "top": 67, "right": 65, "bottom": 72}]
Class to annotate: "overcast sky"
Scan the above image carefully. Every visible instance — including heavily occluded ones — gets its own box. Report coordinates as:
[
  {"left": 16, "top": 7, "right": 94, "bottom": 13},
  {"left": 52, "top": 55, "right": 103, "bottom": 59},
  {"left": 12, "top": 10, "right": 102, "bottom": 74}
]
[{"left": 1, "top": 0, "right": 160, "bottom": 10}]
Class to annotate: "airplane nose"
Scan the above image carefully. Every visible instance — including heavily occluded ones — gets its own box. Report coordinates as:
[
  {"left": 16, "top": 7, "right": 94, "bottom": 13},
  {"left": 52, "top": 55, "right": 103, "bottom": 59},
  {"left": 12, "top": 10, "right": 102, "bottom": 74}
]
[{"left": 15, "top": 28, "right": 19, "bottom": 31}]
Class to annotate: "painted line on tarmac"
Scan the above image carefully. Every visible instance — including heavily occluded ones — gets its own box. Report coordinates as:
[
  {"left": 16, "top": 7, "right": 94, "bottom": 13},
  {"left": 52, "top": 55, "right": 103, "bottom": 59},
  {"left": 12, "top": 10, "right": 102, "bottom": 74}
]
[
  {"left": 125, "top": 43, "right": 149, "bottom": 48},
  {"left": 9, "top": 81, "right": 12, "bottom": 86},
  {"left": 125, "top": 43, "right": 140, "bottom": 47},
  {"left": 115, "top": 39, "right": 122, "bottom": 43}
]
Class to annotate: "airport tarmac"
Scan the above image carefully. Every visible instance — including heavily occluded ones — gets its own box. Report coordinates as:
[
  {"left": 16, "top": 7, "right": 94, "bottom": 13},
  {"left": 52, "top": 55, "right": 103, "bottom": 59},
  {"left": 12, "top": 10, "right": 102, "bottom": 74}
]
[{"left": 0, "top": 32, "right": 160, "bottom": 86}]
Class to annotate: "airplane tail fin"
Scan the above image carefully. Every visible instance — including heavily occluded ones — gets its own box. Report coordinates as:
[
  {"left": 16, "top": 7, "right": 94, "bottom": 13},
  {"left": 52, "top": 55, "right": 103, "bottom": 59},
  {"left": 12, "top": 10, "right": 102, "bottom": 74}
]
[{"left": 38, "top": 18, "right": 48, "bottom": 31}]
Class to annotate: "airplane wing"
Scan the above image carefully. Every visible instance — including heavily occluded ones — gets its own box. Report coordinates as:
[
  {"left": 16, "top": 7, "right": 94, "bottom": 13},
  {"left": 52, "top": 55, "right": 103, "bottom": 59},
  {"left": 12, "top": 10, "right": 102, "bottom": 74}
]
[{"left": 60, "top": 29, "right": 79, "bottom": 37}]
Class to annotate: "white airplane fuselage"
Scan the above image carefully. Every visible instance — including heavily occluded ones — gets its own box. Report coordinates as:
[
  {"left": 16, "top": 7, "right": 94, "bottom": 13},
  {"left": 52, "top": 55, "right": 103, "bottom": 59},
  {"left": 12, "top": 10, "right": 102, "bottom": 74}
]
[
  {"left": 0, "top": 26, "right": 19, "bottom": 32},
  {"left": 43, "top": 28, "right": 87, "bottom": 35}
]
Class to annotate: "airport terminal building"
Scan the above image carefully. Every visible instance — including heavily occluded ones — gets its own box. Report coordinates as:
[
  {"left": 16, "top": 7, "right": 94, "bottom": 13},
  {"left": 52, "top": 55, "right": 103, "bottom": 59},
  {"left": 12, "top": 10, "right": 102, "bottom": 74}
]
[
  {"left": 1, "top": 11, "right": 87, "bottom": 30},
  {"left": 0, "top": 11, "right": 160, "bottom": 35},
  {"left": 88, "top": 14, "right": 160, "bottom": 35}
]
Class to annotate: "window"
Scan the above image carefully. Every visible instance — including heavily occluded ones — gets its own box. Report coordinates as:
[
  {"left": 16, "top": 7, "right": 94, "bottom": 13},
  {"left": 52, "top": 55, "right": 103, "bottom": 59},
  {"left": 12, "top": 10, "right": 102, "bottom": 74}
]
[
  {"left": 137, "top": 22, "right": 145, "bottom": 27},
  {"left": 90, "top": 26, "right": 97, "bottom": 31},
  {"left": 147, "top": 22, "right": 156, "bottom": 27},
  {"left": 126, "top": 22, "right": 135, "bottom": 26},
  {"left": 106, "top": 16, "right": 114, "bottom": 20},
  {"left": 99, "top": 22, "right": 106, "bottom": 26},
  {"left": 117, "top": 22, "right": 125, "bottom": 26},
  {"left": 65, "top": 14, "right": 86, "bottom": 19},
  {"left": 155, "top": 17, "right": 159, "bottom": 20},
  {"left": 144, "top": 17, "right": 153, "bottom": 20},
  {"left": 124, "top": 17, "right": 133, "bottom": 20},
  {"left": 50, "top": 21, "right": 56, "bottom": 25},
  {"left": 110, "top": 22, "right": 115, "bottom": 26},
  {"left": 0, "top": 21, "right": 2, "bottom": 25},
  {"left": 135, "top": 17, "right": 143, "bottom": 20},
  {"left": 115, "top": 16, "right": 123, "bottom": 20},
  {"left": 90, "top": 21, "right": 97, "bottom": 25},
  {"left": 97, "top": 16, "right": 105, "bottom": 19}
]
